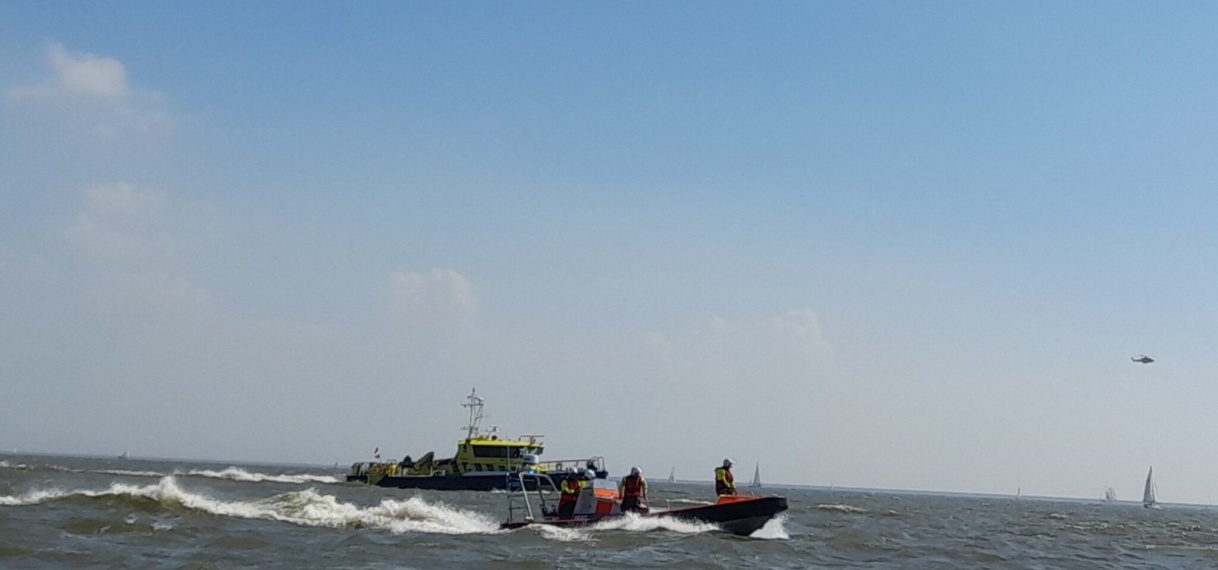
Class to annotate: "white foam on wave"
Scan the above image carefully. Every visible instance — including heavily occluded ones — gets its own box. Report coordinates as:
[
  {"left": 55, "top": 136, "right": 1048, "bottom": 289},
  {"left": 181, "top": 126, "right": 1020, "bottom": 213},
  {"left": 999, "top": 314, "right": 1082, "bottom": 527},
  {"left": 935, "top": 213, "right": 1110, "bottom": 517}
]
[
  {"left": 0, "top": 476, "right": 500, "bottom": 535},
  {"left": 0, "top": 487, "right": 72, "bottom": 506},
  {"left": 534, "top": 524, "right": 593, "bottom": 542},
  {"left": 96, "top": 469, "right": 166, "bottom": 478},
  {"left": 185, "top": 466, "right": 341, "bottom": 484},
  {"left": 749, "top": 515, "right": 789, "bottom": 540},
  {"left": 817, "top": 503, "right": 868, "bottom": 513},
  {"left": 591, "top": 512, "right": 719, "bottom": 534}
]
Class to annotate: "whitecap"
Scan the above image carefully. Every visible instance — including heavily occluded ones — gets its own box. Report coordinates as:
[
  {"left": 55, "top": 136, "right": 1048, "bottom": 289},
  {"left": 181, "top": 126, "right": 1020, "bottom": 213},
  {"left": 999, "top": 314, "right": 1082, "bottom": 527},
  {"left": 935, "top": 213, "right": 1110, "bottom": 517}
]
[
  {"left": 0, "top": 477, "right": 498, "bottom": 535},
  {"left": 95, "top": 469, "right": 166, "bottom": 478},
  {"left": 185, "top": 466, "right": 340, "bottom": 484},
  {"left": 817, "top": 503, "right": 868, "bottom": 513}
]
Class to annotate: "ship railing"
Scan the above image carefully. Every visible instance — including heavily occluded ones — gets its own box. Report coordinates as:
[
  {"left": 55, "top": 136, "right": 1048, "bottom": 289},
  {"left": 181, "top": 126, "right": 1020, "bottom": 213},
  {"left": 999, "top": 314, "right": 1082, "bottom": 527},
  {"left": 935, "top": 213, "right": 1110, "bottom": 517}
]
[
  {"left": 505, "top": 472, "right": 559, "bottom": 524},
  {"left": 533, "top": 456, "right": 608, "bottom": 479}
]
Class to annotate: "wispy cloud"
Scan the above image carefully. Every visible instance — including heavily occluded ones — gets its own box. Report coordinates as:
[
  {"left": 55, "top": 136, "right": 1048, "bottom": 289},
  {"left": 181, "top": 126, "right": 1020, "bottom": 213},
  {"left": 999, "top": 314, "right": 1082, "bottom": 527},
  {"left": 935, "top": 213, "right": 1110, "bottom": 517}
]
[
  {"left": 643, "top": 309, "right": 834, "bottom": 385},
  {"left": 49, "top": 42, "right": 129, "bottom": 98},
  {"left": 5, "top": 42, "right": 172, "bottom": 137},
  {"left": 7, "top": 43, "right": 129, "bottom": 101},
  {"left": 64, "top": 182, "right": 171, "bottom": 263},
  {"left": 109, "top": 271, "right": 208, "bottom": 318},
  {"left": 389, "top": 269, "right": 479, "bottom": 327},
  {"left": 62, "top": 183, "right": 207, "bottom": 318}
]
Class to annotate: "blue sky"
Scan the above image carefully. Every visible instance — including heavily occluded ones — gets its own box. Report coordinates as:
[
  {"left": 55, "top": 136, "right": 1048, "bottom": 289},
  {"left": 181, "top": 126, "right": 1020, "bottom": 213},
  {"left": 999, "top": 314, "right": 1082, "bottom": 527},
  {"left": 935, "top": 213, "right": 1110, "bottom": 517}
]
[{"left": 3, "top": 2, "right": 1218, "bottom": 503}]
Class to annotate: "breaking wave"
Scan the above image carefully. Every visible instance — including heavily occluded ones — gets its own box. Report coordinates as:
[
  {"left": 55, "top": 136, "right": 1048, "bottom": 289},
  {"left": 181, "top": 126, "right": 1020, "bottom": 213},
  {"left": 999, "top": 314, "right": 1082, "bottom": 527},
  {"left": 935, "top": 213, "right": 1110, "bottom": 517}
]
[
  {"left": 183, "top": 467, "right": 341, "bottom": 484},
  {"left": 0, "top": 476, "right": 499, "bottom": 535},
  {"left": 95, "top": 469, "right": 166, "bottom": 478},
  {"left": 0, "top": 461, "right": 339, "bottom": 485},
  {"left": 817, "top": 503, "right": 868, "bottom": 513}
]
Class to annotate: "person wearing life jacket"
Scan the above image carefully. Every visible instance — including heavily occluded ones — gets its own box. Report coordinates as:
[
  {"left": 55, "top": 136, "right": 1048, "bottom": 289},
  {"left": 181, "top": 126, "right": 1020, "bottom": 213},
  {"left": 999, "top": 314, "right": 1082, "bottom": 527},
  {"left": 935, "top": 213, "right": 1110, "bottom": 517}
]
[
  {"left": 558, "top": 470, "right": 592, "bottom": 519},
  {"left": 714, "top": 458, "right": 736, "bottom": 496},
  {"left": 618, "top": 465, "right": 649, "bottom": 513}
]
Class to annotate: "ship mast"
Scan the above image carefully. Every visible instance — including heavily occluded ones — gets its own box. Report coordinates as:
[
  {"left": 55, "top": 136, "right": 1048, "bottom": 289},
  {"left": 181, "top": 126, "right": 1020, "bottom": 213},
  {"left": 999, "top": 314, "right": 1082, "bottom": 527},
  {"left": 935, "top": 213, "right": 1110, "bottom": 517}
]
[{"left": 463, "top": 388, "right": 488, "bottom": 440}]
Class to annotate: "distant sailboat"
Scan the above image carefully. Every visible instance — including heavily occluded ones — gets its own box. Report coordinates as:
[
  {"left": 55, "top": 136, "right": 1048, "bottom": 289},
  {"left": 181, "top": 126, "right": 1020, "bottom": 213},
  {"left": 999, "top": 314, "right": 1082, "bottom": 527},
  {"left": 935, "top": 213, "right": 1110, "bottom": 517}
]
[
  {"left": 1105, "top": 487, "right": 1117, "bottom": 502},
  {"left": 667, "top": 467, "right": 675, "bottom": 484},
  {"left": 117, "top": 452, "right": 129, "bottom": 460},
  {"left": 750, "top": 463, "right": 762, "bottom": 487},
  {"left": 1143, "top": 466, "right": 1159, "bottom": 508}
]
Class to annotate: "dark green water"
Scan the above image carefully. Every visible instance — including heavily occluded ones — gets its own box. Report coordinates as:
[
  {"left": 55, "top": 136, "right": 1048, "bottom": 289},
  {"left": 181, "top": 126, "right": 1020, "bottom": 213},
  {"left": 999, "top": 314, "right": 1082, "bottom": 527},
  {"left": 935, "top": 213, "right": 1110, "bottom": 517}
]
[{"left": 4, "top": 454, "right": 1218, "bottom": 569}]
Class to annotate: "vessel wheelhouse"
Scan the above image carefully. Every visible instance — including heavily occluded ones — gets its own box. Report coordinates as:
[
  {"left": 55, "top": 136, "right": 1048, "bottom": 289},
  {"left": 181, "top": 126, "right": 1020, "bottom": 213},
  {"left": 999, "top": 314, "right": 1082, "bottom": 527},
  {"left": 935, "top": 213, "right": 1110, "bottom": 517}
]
[{"left": 347, "top": 389, "right": 607, "bottom": 490}]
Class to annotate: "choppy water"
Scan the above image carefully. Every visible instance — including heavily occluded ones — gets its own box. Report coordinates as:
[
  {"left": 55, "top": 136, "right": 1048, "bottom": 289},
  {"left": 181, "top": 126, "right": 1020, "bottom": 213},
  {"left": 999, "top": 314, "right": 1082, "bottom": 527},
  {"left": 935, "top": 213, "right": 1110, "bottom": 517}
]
[{"left": 4, "top": 454, "right": 1218, "bottom": 569}]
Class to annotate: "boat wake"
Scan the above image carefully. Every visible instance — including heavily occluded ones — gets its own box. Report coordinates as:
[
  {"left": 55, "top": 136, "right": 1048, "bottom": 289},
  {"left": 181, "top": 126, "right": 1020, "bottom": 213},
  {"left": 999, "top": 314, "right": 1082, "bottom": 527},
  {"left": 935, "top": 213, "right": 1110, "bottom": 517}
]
[
  {"left": 522, "top": 513, "right": 720, "bottom": 542},
  {"left": 521, "top": 512, "right": 788, "bottom": 541},
  {"left": 664, "top": 498, "right": 716, "bottom": 506},
  {"left": 0, "top": 476, "right": 500, "bottom": 535},
  {"left": 748, "top": 515, "right": 789, "bottom": 540},
  {"left": 590, "top": 512, "right": 719, "bottom": 534}
]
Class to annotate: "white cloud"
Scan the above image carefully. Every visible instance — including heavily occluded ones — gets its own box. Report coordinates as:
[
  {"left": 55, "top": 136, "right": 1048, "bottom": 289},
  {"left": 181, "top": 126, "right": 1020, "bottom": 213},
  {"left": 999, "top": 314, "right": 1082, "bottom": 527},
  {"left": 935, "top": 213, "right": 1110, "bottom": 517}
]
[
  {"left": 49, "top": 43, "right": 129, "bottom": 98},
  {"left": 64, "top": 182, "right": 171, "bottom": 263},
  {"left": 60, "top": 183, "right": 207, "bottom": 319},
  {"left": 4, "top": 43, "right": 172, "bottom": 138},
  {"left": 389, "top": 269, "right": 479, "bottom": 326},
  {"left": 7, "top": 43, "right": 128, "bottom": 101}
]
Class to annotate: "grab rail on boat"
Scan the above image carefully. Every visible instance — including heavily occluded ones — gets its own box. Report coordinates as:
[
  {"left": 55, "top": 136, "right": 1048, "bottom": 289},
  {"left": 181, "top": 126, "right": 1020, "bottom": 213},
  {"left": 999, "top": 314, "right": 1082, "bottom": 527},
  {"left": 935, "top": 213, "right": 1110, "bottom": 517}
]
[{"left": 505, "top": 472, "right": 560, "bottom": 524}]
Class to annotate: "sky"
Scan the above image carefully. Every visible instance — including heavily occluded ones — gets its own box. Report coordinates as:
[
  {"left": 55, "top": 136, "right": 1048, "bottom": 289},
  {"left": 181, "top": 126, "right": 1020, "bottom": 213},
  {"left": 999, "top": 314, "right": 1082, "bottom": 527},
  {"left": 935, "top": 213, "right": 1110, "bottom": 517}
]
[{"left": 2, "top": 1, "right": 1218, "bottom": 503}]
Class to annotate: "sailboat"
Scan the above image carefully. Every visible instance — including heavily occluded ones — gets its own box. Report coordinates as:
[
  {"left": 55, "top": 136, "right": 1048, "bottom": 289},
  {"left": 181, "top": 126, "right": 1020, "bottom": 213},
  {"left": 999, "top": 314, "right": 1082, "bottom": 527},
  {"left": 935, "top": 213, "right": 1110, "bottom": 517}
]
[
  {"left": 1104, "top": 487, "right": 1117, "bottom": 502},
  {"left": 1142, "top": 466, "right": 1159, "bottom": 508},
  {"left": 667, "top": 467, "right": 675, "bottom": 483},
  {"left": 750, "top": 463, "right": 762, "bottom": 487}
]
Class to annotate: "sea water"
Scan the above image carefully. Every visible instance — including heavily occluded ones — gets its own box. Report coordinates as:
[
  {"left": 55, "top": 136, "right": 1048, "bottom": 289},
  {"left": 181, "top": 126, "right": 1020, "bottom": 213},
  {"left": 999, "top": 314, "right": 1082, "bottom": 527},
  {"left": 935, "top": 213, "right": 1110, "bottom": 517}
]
[{"left": 3, "top": 454, "right": 1218, "bottom": 569}]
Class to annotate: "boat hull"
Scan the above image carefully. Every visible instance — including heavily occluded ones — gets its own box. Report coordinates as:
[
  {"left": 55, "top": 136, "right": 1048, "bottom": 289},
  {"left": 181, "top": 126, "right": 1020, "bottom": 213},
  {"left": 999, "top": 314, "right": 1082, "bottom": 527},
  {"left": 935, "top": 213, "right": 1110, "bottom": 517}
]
[
  {"left": 501, "top": 495, "right": 788, "bottom": 537},
  {"left": 661, "top": 496, "right": 788, "bottom": 535}
]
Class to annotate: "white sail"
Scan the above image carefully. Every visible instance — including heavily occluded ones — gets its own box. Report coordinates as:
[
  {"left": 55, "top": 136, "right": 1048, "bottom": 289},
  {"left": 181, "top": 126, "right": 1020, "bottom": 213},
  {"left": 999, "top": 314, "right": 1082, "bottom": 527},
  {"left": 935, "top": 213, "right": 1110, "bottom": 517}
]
[
  {"left": 1142, "top": 466, "right": 1158, "bottom": 508},
  {"left": 667, "top": 467, "right": 675, "bottom": 483},
  {"left": 750, "top": 463, "right": 761, "bottom": 487},
  {"left": 1104, "top": 487, "right": 1117, "bottom": 502}
]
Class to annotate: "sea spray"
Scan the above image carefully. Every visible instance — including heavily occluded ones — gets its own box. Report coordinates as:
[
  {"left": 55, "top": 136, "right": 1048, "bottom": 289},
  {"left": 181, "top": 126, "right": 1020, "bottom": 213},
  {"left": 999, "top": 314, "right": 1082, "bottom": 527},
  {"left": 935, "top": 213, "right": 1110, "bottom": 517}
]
[
  {"left": 185, "top": 466, "right": 341, "bottom": 484},
  {"left": 588, "top": 512, "right": 718, "bottom": 534},
  {"left": 533, "top": 524, "right": 593, "bottom": 542},
  {"left": 748, "top": 515, "right": 789, "bottom": 540},
  {"left": 0, "top": 476, "right": 499, "bottom": 535}
]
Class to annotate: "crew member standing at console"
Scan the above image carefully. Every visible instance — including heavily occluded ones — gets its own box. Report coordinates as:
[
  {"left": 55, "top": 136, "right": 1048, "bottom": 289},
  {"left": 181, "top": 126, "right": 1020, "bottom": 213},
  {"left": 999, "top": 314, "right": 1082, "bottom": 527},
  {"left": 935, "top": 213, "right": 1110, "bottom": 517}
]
[
  {"left": 714, "top": 458, "right": 736, "bottom": 496},
  {"left": 618, "top": 466, "right": 648, "bottom": 513},
  {"left": 558, "top": 472, "right": 584, "bottom": 519}
]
